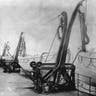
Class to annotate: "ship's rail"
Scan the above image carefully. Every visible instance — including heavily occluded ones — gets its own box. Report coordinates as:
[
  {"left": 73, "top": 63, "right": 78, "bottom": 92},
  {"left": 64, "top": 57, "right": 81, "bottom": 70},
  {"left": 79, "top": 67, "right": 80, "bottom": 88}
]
[
  {"left": 20, "top": 60, "right": 96, "bottom": 95},
  {"left": 75, "top": 72, "right": 96, "bottom": 96},
  {"left": 78, "top": 54, "right": 96, "bottom": 68},
  {"left": 19, "top": 53, "right": 96, "bottom": 95}
]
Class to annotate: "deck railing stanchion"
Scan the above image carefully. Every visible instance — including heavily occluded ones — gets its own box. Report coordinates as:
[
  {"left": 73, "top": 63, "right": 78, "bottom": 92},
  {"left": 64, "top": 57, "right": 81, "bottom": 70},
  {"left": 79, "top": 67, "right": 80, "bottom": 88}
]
[
  {"left": 77, "top": 73, "right": 80, "bottom": 96},
  {"left": 89, "top": 77, "right": 91, "bottom": 96}
]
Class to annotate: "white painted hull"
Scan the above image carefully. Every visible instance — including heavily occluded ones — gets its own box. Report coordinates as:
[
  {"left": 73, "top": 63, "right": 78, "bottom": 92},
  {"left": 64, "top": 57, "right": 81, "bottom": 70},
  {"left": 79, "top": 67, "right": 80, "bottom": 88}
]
[{"left": 75, "top": 52, "right": 96, "bottom": 95}]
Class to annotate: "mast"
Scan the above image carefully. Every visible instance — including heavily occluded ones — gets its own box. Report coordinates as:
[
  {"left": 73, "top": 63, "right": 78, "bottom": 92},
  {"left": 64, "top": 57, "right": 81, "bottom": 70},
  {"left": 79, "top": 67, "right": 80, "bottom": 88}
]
[
  {"left": 14, "top": 32, "right": 26, "bottom": 60},
  {"left": 1, "top": 41, "right": 10, "bottom": 57}
]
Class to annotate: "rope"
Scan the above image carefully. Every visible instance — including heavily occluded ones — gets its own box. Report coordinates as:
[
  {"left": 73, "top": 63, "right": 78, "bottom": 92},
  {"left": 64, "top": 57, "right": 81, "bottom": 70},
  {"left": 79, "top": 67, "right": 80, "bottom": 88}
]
[
  {"left": 84, "top": 0, "right": 87, "bottom": 22},
  {"left": 72, "top": 50, "right": 82, "bottom": 64},
  {"left": 41, "top": 14, "right": 60, "bottom": 25},
  {"left": 44, "top": 13, "right": 64, "bottom": 62},
  {"left": 44, "top": 31, "right": 57, "bottom": 62},
  {"left": 7, "top": 51, "right": 14, "bottom": 59},
  {"left": 42, "top": 14, "right": 61, "bottom": 62}
]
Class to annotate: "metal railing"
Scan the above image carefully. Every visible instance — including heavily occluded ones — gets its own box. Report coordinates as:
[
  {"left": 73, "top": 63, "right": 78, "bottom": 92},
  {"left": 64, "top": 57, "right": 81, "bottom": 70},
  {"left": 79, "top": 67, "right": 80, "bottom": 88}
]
[{"left": 75, "top": 73, "right": 96, "bottom": 96}]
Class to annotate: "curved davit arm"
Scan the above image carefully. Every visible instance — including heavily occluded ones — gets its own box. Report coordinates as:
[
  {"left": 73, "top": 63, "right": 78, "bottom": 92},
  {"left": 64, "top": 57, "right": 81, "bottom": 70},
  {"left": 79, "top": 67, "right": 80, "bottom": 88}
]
[{"left": 43, "top": 0, "right": 85, "bottom": 81}]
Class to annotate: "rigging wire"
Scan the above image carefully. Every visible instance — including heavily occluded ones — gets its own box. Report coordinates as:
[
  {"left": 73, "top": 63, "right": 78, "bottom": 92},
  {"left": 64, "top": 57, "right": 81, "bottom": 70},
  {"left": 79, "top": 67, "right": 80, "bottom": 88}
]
[
  {"left": 35, "top": 14, "right": 61, "bottom": 62},
  {"left": 41, "top": 15, "right": 60, "bottom": 25},
  {"left": 24, "top": 14, "right": 60, "bottom": 61},
  {"left": 84, "top": 0, "right": 87, "bottom": 22},
  {"left": 44, "top": 12, "right": 67, "bottom": 63},
  {"left": 72, "top": 49, "right": 82, "bottom": 64},
  {"left": 44, "top": 31, "right": 57, "bottom": 62}
]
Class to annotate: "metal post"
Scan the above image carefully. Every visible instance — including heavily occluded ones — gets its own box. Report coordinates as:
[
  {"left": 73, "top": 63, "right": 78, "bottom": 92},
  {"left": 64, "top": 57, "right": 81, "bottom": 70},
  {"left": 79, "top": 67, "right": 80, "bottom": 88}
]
[
  {"left": 89, "top": 77, "right": 91, "bottom": 96},
  {"left": 72, "top": 66, "right": 75, "bottom": 89},
  {"left": 77, "top": 73, "right": 79, "bottom": 96}
]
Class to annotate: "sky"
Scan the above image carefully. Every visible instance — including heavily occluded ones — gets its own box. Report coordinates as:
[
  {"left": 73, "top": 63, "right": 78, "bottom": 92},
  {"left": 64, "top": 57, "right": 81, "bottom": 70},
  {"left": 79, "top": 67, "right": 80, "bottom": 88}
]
[{"left": 0, "top": 0, "right": 96, "bottom": 58}]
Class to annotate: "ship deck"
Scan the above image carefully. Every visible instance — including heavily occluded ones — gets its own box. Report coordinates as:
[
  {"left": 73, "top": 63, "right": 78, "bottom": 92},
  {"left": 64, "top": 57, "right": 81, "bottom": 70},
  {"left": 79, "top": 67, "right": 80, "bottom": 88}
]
[{"left": 0, "top": 67, "right": 90, "bottom": 96}]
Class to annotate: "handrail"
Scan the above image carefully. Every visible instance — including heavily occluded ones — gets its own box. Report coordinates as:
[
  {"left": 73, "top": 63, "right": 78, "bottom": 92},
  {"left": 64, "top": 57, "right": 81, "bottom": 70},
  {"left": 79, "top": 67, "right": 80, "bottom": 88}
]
[{"left": 75, "top": 73, "right": 96, "bottom": 95}]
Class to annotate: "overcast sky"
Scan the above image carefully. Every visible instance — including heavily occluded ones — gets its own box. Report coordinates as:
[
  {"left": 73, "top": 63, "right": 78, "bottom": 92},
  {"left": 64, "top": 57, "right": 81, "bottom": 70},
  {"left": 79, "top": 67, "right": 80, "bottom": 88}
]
[{"left": 0, "top": 0, "right": 96, "bottom": 57}]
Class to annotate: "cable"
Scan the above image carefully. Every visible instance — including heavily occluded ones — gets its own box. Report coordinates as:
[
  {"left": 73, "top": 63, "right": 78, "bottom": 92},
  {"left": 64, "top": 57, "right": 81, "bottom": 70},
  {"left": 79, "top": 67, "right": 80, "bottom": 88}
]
[
  {"left": 84, "top": 0, "right": 87, "bottom": 22},
  {"left": 72, "top": 50, "right": 82, "bottom": 64},
  {"left": 41, "top": 14, "right": 60, "bottom": 25},
  {"left": 43, "top": 13, "right": 63, "bottom": 62},
  {"left": 44, "top": 31, "right": 57, "bottom": 62}
]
